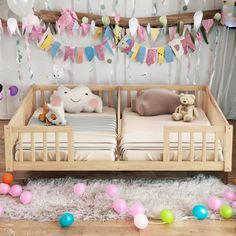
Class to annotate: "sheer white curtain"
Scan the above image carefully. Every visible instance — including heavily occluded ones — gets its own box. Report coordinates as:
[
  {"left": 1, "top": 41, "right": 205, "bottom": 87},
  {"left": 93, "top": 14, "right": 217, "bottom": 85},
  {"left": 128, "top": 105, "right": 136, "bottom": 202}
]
[{"left": 210, "top": 27, "right": 236, "bottom": 120}]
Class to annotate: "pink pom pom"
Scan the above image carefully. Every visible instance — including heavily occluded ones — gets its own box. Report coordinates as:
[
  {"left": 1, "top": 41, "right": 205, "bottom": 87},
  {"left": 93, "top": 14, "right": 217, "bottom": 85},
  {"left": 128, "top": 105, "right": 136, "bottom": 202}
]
[
  {"left": 129, "top": 202, "right": 145, "bottom": 217},
  {"left": 113, "top": 199, "right": 127, "bottom": 214},
  {"left": 232, "top": 201, "right": 236, "bottom": 209},
  {"left": 9, "top": 185, "right": 23, "bottom": 197},
  {"left": 0, "top": 183, "right": 10, "bottom": 195},
  {"left": 106, "top": 184, "right": 118, "bottom": 198},
  {"left": 207, "top": 196, "right": 222, "bottom": 211},
  {"left": 74, "top": 183, "right": 86, "bottom": 197},
  {"left": 223, "top": 190, "right": 236, "bottom": 202},
  {"left": 20, "top": 191, "right": 32, "bottom": 205}
]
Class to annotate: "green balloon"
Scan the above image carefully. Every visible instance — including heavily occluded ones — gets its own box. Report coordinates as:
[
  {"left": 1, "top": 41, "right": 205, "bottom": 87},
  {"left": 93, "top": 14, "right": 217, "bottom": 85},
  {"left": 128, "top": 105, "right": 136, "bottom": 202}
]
[
  {"left": 160, "top": 209, "right": 175, "bottom": 224},
  {"left": 220, "top": 205, "right": 234, "bottom": 219}
]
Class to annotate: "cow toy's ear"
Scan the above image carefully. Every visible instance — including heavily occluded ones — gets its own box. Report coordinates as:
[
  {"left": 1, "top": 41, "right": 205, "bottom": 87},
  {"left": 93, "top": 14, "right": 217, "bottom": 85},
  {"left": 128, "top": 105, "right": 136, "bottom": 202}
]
[{"left": 51, "top": 96, "right": 62, "bottom": 106}]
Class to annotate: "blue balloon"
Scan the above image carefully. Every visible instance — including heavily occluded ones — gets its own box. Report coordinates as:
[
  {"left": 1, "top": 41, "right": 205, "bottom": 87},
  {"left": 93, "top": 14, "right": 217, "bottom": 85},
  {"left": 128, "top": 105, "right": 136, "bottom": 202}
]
[
  {"left": 192, "top": 205, "right": 208, "bottom": 220},
  {"left": 59, "top": 213, "right": 75, "bottom": 228}
]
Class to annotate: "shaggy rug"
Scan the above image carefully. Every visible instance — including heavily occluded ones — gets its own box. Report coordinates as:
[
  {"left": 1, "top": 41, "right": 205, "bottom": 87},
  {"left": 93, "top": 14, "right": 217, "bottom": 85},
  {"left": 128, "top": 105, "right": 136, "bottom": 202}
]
[{"left": 0, "top": 175, "right": 235, "bottom": 221}]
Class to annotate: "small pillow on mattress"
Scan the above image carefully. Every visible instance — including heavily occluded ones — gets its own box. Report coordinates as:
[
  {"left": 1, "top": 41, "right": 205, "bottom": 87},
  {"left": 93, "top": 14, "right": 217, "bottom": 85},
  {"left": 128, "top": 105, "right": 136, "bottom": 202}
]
[
  {"left": 131, "top": 88, "right": 180, "bottom": 116},
  {"left": 52, "top": 86, "right": 103, "bottom": 113}
]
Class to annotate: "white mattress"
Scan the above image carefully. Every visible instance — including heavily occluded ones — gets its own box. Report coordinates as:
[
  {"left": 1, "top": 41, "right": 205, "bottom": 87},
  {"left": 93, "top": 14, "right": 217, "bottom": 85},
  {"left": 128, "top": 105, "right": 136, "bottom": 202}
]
[
  {"left": 15, "top": 106, "right": 117, "bottom": 161},
  {"left": 120, "top": 108, "right": 223, "bottom": 161}
]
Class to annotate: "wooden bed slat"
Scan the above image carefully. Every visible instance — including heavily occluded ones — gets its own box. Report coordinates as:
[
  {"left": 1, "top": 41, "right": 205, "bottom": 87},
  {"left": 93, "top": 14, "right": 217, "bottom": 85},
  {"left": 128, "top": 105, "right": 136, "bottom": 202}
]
[
  {"left": 127, "top": 90, "right": 131, "bottom": 107},
  {"left": 178, "top": 132, "right": 182, "bottom": 162},
  {"left": 40, "top": 90, "right": 45, "bottom": 107},
  {"left": 108, "top": 91, "right": 113, "bottom": 107},
  {"left": 55, "top": 132, "right": 60, "bottom": 162},
  {"left": 19, "top": 132, "right": 23, "bottom": 162},
  {"left": 190, "top": 132, "right": 194, "bottom": 162},
  {"left": 202, "top": 132, "right": 206, "bottom": 162},
  {"left": 163, "top": 131, "right": 169, "bottom": 162},
  {"left": 214, "top": 133, "right": 219, "bottom": 162},
  {"left": 31, "top": 132, "right": 35, "bottom": 162},
  {"left": 43, "top": 132, "right": 48, "bottom": 162},
  {"left": 68, "top": 130, "right": 74, "bottom": 162}
]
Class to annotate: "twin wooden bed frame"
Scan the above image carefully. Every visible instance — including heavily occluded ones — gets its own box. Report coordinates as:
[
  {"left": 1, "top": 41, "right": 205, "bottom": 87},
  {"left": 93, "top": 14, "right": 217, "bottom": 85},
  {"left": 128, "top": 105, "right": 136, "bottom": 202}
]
[{"left": 4, "top": 84, "right": 233, "bottom": 174}]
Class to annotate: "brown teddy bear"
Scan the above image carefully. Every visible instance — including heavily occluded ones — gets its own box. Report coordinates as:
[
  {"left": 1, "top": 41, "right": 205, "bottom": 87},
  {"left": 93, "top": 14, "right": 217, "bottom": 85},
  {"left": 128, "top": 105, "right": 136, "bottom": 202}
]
[
  {"left": 38, "top": 104, "right": 57, "bottom": 126},
  {"left": 172, "top": 93, "right": 198, "bottom": 122}
]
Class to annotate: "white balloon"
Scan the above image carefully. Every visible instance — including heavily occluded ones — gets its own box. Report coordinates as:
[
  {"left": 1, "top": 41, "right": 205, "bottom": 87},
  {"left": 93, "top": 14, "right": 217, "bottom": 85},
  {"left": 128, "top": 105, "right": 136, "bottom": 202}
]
[
  {"left": 194, "top": 11, "right": 203, "bottom": 31},
  {"left": 7, "top": 18, "right": 17, "bottom": 35},
  {"left": 134, "top": 214, "right": 149, "bottom": 230},
  {"left": 7, "top": 0, "right": 35, "bottom": 17},
  {"left": 129, "top": 17, "right": 139, "bottom": 37}
]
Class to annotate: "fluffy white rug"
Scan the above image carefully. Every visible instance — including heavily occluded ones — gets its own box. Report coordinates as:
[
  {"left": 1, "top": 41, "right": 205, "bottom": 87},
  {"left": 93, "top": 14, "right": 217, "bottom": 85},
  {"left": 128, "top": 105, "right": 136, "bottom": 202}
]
[{"left": 0, "top": 175, "right": 235, "bottom": 221}]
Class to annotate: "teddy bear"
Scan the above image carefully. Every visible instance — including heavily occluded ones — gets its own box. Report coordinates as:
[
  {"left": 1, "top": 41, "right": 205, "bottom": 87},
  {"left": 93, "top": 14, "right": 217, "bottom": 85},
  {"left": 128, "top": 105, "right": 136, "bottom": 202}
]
[
  {"left": 172, "top": 93, "right": 198, "bottom": 122},
  {"left": 52, "top": 86, "right": 103, "bottom": 113}
]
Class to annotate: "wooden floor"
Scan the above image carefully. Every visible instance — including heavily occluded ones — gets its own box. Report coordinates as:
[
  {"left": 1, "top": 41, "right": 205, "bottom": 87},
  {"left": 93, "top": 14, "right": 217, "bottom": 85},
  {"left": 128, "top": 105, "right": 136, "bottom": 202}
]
[{"left": 0, "top": 120, "right": 235, "bottom": 235}]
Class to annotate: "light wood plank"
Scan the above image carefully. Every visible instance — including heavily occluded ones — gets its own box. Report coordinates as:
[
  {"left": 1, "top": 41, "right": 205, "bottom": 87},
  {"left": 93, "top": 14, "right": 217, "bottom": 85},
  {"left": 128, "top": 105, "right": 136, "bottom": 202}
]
[
  {"left": 178, "top": 132, "right": 182, "bottom": 162},
  {"left": 19, "top": 132, "right": 23, "bottom": 162}
]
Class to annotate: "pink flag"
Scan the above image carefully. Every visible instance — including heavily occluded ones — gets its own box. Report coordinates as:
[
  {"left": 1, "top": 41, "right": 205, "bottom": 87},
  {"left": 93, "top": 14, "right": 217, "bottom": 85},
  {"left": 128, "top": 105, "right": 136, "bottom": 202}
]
[
  {"left": 169, "top": 26, "right": 177, "bottom": 41},
  {"left": 181, "top": 33, "right": 196, "bottom": 54},
  {"left": 202, "top": 19, "right": 214, "bottom": 34},
  {"left": 64, "top": 46, "right": 75, "bottom": 62},
  {"left": 95, "top": 43, "right": 105, "bottom": 61},
  {"left": 146, "top": 48, "right": 157, "bottom": 65},
  {"left": 81, "top": 23, "right": 90, "bottom": 36},
  {"left": 138, "top": 26, "right": 145, "bottom": 42}
]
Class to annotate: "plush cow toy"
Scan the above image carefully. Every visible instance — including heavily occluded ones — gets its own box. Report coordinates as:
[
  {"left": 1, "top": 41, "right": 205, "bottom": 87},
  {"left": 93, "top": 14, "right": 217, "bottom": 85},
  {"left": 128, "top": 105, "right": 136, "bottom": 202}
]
[{"left": 52, "top": 86, "right": 103, "bottom": 113}]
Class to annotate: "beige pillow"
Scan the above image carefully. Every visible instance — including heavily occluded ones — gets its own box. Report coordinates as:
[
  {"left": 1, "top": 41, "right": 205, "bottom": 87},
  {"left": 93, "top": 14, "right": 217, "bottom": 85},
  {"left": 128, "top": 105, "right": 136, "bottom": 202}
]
[{"left": 131, "top": 88, "right": 180, "bottom": 116}]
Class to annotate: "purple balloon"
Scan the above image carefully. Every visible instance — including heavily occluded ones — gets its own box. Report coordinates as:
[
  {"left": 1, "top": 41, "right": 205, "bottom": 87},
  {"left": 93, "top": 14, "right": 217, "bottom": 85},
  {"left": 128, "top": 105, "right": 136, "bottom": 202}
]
[{"left": 8, "top": 85, "right": 18, "bottom": 96}]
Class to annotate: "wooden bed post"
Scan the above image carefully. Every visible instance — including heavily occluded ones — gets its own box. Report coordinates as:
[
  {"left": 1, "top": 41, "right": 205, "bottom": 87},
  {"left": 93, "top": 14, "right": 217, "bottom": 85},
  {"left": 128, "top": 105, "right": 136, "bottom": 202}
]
[
  {"left": 4, "top": 125, "right": 13, "bottom": 172},
  {"left": 224, "top": 125, "right": 233, "bottom": 172}
]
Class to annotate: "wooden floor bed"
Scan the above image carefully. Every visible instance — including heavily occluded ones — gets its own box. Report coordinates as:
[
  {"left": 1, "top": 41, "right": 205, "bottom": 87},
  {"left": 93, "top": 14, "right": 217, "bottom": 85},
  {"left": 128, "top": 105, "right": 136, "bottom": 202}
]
[{"left": 4, "top": 84, "right": 233, "bottom": 173}]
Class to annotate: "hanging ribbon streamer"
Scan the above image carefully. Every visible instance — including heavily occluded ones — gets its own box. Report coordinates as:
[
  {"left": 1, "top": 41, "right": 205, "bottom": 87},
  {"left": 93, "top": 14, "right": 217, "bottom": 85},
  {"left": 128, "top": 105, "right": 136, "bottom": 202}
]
[{"left": 25, "top": 39, "right": 34, "bottom": 79}]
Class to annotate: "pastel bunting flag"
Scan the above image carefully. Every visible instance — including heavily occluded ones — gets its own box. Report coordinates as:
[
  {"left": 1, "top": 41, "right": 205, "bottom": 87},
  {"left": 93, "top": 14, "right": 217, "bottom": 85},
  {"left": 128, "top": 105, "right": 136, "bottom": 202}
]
[
  {"left": 81, "top": 23, "right": 90, "bottom": 37},
  {"left": 51, "top": 41, "right": 61, "bottom": 58},
  {"left": 165, "top": 46, "right": 174, "bottom": 63},
  {"left": 168, "top": 26, "right": 177, "bottom": 40},
  {"left": 138, "top": 26, "right": 145, "bottom": 42},
  {"left": 39, "top": 34, "right": 54, "bottom": 50},
  {"left": 95, "top": 43, "right": 105, "bottom": 61},
  {"left": 77, "top": 47, "right": 83, "bottom": 64},
  {"left": 105, "top": 41, "right": 115, "bottom": 56},
  {"left": 157, "top": 47, "right": 165, "bottom": 64},
  {"left": 130, "top": 43, "right": 141, "bottom": 60},
  {"left": 72, "top": 20, "right": 80, "bottom": 33},
  {"left": 181, "top": 33, "right": 196, "bottom": 54},
  {"left": 202, "top": 19, "right": 214, "bottom": 34},
  {"left": 146, "top": 48, "right": 157, "bottom": 65},
  {"left": 84, "top": 46, "right": 95, "bottom": 61},
  {"left": 138, "top": 46, "right": 146, "bottom": 64},
  {"left": 64, "top": 46, "right": 75, "bottom": 62},
  {"left": 168, "top": 38, "right": 184, "bottom": 59},
  {"left": 104, "top": 26, "right": 113, "bottom": 40},
  {"left": 150, "top": 28, "right": 160, "bottom": 42},
  {"left": 94, "top": 27, "right": 103, "bottom": 39}
]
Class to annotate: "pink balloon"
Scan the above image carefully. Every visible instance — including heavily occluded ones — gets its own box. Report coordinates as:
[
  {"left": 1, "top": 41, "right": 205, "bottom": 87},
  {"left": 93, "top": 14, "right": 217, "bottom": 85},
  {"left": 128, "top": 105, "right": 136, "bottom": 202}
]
[
  {"left": 223, "top": 190, "right": 236, "bottom": 202},
  {"left": 20, "top": 191, "right": 32, "bottom": 205},
  {"left": 232, "top": 201, "right": 236, "bottom": 209},
  {"left": 130, "top": 202, "right": 145, "bottom": 217},
  {"left": 106, "top": 184, "right": 118, "bottom": 198},
  {"left": 74, "top": 183, "right": 86, "bottom": 197},
  {"left": 9, "top": 185, "right": 23, "bottom": 197},
  {"left": 0, "top": 206, "right": 4, "bottom": 216},
  {"left": 113, "top": 199, "right": 127, "bottom": 214},
  {"left": 0, "top": 183, "right": 10, "bottom": 195},
  {"left": 207, "top": 196, "right": 223, "bottom": 211},
  {"left": 134, "top": 213, "right": 149, "bottom": 230}
]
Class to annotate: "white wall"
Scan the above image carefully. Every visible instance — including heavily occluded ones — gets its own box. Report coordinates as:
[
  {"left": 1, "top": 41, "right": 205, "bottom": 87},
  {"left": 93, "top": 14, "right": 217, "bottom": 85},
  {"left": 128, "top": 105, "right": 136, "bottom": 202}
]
[{"left": 0, "top": 0, "right": 223, "bottom": 118}]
